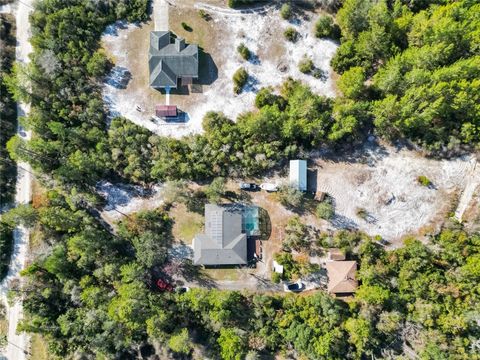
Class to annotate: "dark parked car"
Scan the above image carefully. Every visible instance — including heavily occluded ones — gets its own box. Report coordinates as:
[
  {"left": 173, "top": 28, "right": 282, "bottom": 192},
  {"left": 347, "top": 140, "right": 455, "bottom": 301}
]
[
  {"left": 175, "top": 286, "right": 190, "bottom": 294},
  {"left": 239, "top": 182, "right": 259, "bottom": 191},
  {"left": 283, "top": 281, "right": 305, "bottom": 292}
]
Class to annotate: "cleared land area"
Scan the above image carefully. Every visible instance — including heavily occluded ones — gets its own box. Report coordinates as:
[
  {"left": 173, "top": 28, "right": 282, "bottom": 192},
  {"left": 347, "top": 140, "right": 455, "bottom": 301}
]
[{"left": 101, "top": 1, "right": 337, "bottom": 137}]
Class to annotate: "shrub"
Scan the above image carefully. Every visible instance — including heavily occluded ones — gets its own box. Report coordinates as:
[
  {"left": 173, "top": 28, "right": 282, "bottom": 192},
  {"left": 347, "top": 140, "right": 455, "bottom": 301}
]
[
  {"left": 168, "top": 328, "right": 192, "bottom": 354},
  {"left": 271, "top": 272, "right": 282, "bottom": 283},
  {"left": 315, "top": 15, "right": 340, "bottom": 39},
  {"left": 278, "top": 185, "right": 304, "bottom": 209},
  {"left": 198, "top": 9, "right": 210, "bottom": 20},
  {"left": 237, "top": 43, "right": 251, "bottom": 60},
  {"left": 228, "top": 0, "right": 259, "bottom": 8},
  {"left": 284, "top": 27, "right": 298, "bottom": 42},
  {"left": 274, "top": 252, "right": 300, "bottom": 280},
  {"left": 181, "top": 22, "right": 192, "bottom": 31},
  {"left": 280, "top": 3, "right": 292, "bottom": 20},
  {"left": 233, "top": 67, "right": 249, "bottom": 94},
  {"left": 283, "top": 216, "right": 310, "bottom": 251},
  {"left": 298, "top": 56, "right": 314, "bottom": 74},
  {"left": 316, "top": 201, "right": 334, "bottom": 220},
  {"left": 417, "top": 175, "right": 432, "bottom": 187},
  {"left": 356, "top": 207, "right": 368, "bottom": 220},
  {"left": 205, "top": 177, "right": 226, "bottom": 203},
  {"left": 254, "top": 87, "right": 286, "bottom": 109}
]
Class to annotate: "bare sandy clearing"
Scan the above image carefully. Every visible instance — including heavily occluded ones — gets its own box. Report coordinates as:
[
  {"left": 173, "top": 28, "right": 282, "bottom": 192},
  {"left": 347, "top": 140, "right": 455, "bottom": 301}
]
[
  {"left": 101, "top": 2, "right": 338, "bottom": 137},
  {"left": 312, "top": 144, "right": 475, "bottom": 243},
  {"left": 97, "top": 181, "right": 164, "bottom": 224}
]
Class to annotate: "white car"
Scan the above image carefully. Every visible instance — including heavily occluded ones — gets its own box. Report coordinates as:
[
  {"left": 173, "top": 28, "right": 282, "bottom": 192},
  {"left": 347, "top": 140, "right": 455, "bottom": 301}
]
[{"left": 260, "top": 182, "right": 278, "bottom": 192}]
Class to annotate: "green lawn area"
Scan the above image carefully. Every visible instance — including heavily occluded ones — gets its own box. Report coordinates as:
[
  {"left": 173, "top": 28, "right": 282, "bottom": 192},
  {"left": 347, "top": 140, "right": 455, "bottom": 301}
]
[
  {"left": 201, "top": 267, "right": 251, "bottom": 281},
  {"left": 171, "top": 204, "right": 203, "bottom": 245},
  {"left": 29, "top": 334, "right": 50, "bottom": 360}
]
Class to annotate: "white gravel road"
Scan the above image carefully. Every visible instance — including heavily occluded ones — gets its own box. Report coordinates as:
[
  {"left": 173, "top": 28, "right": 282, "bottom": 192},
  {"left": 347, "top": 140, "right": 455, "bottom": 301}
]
[{"left": 0, "top": 0, "right": 34, "bottom": 359}]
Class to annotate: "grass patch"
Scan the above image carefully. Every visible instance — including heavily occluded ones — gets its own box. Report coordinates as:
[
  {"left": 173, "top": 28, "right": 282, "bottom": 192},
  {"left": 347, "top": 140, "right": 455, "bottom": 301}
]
[
  {"left": 171, "top": 204, "right": 203, "bottom": 245},
  {"left": 201, "top": 268, "right": 245, "bottom": 281},
  {"left": 29, "top": 334, "right": 51, "bottom": 360}
]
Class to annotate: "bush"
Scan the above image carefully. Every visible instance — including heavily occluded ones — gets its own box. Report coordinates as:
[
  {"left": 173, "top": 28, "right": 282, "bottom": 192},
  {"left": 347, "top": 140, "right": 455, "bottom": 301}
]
[
  {"left": 205, "top": 177, "right": 226, "bottom": 203},
  {"left": 284, "top": 27, "right": 298, "bottom": 42},
  {"left": 283, "top": 216, "right": 310, "bottom": 251},
  {"left": 168, "top": 328, "right": 192, "bottom": 354},
  {"left": 254, "top": 87, "right": 286, "bottom": 109},
  {"left": 278, "top": 185, "right": 304, "bottom": 209},
  {"left": 356, "top": 207, "right": 368, "bottom": 220},
  {"left": 315, "top": 15, "right": 339, "bottom": 39},
  {"left": 280, "top": 3, "right": 292, "bottom": 20},
  {"left": 316, "top": 201, "right": 334, "bottom": 220},
  {"left": 198, "top": 9, "right": 210, "bottom": 20},
  {"left": 271, "top": 272, "right": 282, "bottom": 283},
  {"left": 228, "top": 0, "right": 260, "bottom": 8},
  {"left": 417, "top": 175, "right": 432, "bottom": 187},
  {"left": 298, "top": 57, "right": 314, "bottom": 74},
  {"left": 181, "top": 22, "right": 192, "bottom": 31},
  {"left": 237, "top": 43, "right": 251, "bottom": 60},
  {"left": 233, "top": 67, "right": 249, "bottom": 94}
]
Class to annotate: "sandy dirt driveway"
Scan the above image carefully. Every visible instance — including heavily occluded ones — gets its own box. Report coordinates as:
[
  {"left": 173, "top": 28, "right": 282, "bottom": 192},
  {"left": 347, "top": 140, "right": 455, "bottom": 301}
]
[{"left": 0, "top": 0, "right": 34, "bottom": 359}]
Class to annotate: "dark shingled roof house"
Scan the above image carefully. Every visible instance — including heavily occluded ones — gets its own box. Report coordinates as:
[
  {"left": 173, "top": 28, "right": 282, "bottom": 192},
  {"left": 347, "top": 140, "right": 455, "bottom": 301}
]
[
  {"left": 149, "top": 31, "right": 199, "bottom": 89},
  {"left": 193, "top": 204, "right": 248, "bottom": 266}
]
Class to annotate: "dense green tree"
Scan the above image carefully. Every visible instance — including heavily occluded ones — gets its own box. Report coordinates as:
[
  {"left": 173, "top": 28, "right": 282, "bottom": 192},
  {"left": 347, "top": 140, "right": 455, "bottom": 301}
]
[{"left": 218, "top": 328, "right": 247, "bottom": 360}]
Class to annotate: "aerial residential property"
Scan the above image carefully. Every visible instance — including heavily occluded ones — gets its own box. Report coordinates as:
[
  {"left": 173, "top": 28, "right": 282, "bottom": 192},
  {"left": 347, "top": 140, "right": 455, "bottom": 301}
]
[
  {"left": 148, "top": 31, "right": 199, "bottom": 89},
  {"left": 193, "top": 204, "right": 248, "bottom": 266},
  {"left": 3, "top": 0, "right": 479, "bottom": 359},
  {"left": 325, "top": 260, "right": 358, "bottom": 296}
]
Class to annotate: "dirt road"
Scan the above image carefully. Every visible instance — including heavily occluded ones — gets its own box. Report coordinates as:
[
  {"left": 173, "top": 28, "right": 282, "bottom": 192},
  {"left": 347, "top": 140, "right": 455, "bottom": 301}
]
[{"left": 0, "top": 0, "right": 34, "bottom": 358}]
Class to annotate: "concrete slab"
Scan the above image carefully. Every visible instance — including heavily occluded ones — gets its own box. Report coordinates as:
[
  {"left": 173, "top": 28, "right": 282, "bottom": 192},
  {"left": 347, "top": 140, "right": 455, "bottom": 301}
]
[{"left": 154, "top": 0, "right": 169, "bottom": 31}]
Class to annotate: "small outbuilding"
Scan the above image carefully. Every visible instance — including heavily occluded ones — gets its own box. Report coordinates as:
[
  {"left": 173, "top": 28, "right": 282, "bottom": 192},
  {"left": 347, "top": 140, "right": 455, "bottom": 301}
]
[
  {"left": 325, "top": 260, "right": 358, "bottom": 295},
  {"left": 289, "top": 160, "right": 307, "bottom": 191},
  {"left": 327, "top": 248, "right": 346, "bottom": 261},
  {"left": 156, "top": 105, "right": 177, "bottom": 118}
]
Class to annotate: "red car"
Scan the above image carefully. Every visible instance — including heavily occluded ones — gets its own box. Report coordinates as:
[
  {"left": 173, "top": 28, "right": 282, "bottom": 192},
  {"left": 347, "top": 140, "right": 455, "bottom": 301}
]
[{"left": 156, "top": 279, "right": 174, "bottom": 292}]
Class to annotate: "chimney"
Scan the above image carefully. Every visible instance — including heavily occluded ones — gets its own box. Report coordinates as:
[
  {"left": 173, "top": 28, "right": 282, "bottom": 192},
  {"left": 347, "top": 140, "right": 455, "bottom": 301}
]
[{"left": 175, "top": 37, "right": 185, "bottom": 52}]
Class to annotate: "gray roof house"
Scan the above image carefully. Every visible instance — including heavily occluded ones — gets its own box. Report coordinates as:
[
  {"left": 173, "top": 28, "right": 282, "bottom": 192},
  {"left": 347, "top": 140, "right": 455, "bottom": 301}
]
[
  {"left": 149, "top": 31, "right": 199, "bottom": 89},
  {"left": 193, "top": 204, "right": 247, "bottom": 266}
]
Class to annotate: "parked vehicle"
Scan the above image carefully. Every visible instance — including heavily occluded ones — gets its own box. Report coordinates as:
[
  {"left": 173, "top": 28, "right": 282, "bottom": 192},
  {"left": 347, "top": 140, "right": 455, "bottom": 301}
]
[
  {"left": 239, "top": 182, "right": 259, "bottom": 191},
  {"left": 260, "top": 183, "right": 279, "bottom": 192},
  {"left": 156, "top": 279, "right": 174, "bottom": 292},
  {"left": 283, "top": 280, "right": 304, "bottom": 292},
  {"left": 175, "top": 286, "right": 190, "bottom": 294}
]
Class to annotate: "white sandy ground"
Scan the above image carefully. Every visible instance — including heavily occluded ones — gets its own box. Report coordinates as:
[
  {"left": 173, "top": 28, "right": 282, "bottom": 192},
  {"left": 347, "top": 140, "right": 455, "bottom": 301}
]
[
  {"left": 97, "top": 143, "right": 478, "bottom": 246},
  {"left": 311, "top": 144, "right": 477, "bottom": 243},
  {"left": 97, "top": 182, "right": 164, "bottom": 224},
  {"left": 454, "top": 158, "right": 479, "bottom": 222},
  {"left": 0, "top": 0, "right": 34, "bottom": 359},
  {"left": 101, "top": 1, "right": 338, "bottom": 137}
]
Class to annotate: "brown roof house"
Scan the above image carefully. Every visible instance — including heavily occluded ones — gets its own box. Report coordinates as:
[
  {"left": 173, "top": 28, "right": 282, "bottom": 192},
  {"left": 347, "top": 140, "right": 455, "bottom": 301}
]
[
  {"left": 193, "top": 204, "right": 247, "bottom": 266},
  {"left": 325, "top": 261, "right": 358, "bottom": 295}
]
